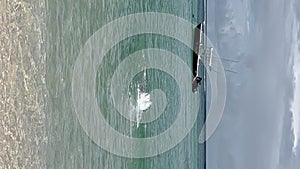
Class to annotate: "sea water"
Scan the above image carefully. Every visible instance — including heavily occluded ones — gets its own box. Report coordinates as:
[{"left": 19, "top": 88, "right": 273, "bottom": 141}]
[{"left": 0, "top": 0, "right": 206, "bottom": 168}]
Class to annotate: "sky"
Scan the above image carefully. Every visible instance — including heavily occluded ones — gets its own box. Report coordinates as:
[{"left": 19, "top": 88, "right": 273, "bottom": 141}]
[
  {"left": 291, "top": 0, "right": 300, "bottom": 154},
  {"left": 291, "top": 18, "right": 300, "bottom": 154},
  {"left": 207, "top": 0, "right": 300, "bottom": 168}
]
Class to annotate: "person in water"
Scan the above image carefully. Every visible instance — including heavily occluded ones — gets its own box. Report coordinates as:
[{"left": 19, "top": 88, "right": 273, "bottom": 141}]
[{"left": 192, "top": 76, "right": 202, "bottom": 93}]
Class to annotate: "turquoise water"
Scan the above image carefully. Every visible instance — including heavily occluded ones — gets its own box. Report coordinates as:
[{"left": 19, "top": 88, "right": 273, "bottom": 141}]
[{"left": 45, "top": 0, "right": 205, "bottom": 168}]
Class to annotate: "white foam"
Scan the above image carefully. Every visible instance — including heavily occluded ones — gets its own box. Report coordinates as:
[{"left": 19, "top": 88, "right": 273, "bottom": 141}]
[
  {"left": 135, "top": 87, "right": 152, "bottom": 128},
  {"left": 137, "top": 92, "right": 152, "bottom": 111}
]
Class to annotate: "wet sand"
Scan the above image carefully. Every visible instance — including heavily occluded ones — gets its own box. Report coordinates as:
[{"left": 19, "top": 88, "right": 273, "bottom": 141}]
[{"left": 0, "top": 1, "right": 47, "bottom": 168}]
